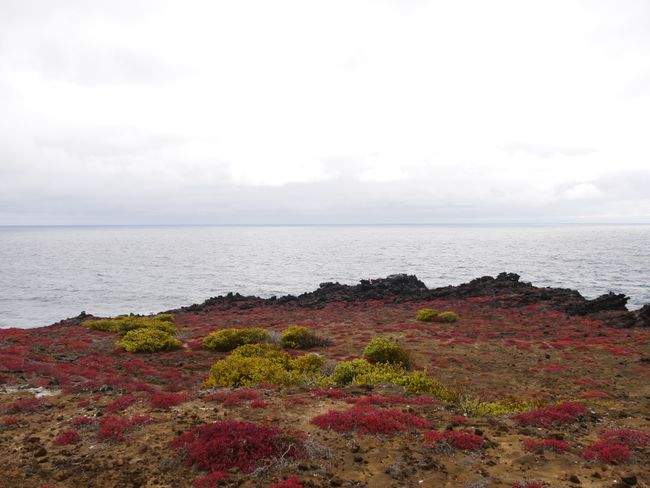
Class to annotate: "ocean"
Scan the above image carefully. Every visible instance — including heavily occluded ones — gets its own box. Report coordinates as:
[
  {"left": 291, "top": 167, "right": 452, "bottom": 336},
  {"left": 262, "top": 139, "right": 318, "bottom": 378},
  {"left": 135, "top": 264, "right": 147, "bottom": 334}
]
[{"left": 1, "top": 224, "right": 649, "bottom": 328}]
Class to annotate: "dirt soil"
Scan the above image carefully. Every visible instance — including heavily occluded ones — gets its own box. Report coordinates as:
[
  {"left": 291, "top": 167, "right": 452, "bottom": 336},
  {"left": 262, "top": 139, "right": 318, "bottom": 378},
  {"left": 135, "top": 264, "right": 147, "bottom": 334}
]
[{"left": 1, "top": 276, "right": 649, "bottom": 488}]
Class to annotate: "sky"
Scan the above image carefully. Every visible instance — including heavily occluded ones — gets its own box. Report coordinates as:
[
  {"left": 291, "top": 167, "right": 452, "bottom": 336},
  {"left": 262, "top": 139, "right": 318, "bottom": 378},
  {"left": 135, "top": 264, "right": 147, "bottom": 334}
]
[{"left": 0, "top": 0, "right": 649, "bottom": 224}]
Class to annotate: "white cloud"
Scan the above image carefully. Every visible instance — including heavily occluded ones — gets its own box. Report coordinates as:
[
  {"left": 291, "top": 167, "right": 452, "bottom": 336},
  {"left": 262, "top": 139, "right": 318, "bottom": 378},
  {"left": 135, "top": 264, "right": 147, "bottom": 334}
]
[{"left": 0, "top": 0, "right": 649, "bottom": 223}]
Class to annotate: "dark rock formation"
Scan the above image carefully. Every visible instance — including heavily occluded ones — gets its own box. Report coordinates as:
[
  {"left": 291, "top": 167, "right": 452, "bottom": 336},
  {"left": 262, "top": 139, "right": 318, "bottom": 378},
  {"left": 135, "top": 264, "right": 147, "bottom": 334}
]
[{"left": 173, "top": 272, "right": 648, "bottom": 327}]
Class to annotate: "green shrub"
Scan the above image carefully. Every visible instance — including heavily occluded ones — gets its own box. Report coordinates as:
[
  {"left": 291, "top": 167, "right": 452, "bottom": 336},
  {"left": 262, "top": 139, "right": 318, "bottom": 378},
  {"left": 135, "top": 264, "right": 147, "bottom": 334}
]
[
  {"left": 202, "top": 328, "right": 271, "bottom": 352},
  {"left": 416, "top": 308, "right": 439, "bottom": 322},
  {"left": 437, "top": 311, "right": 460, "bottom": 323},
  {"left": 280, "top": 325, "right": 323, "bottom": 349},
  {"left": 205, "top": 345, "right": 324, "bottom": 388},
  {"left": 116, "top": 328, "right": 181, "bottom": 353},
  {"left": 363, "top": 337, "right": 411, "bottom": 368},
  {"left": 84, "top": 316, "right": 177, "bottom": 336},
  {"left": 154, "top": 313, "right": 174, "bottom": 323}
]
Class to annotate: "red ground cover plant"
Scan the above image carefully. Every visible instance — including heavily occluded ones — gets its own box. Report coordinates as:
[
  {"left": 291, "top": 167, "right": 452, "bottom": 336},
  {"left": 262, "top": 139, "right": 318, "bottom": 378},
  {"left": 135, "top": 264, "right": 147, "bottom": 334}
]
[
  {"left": 600, "top": 428, "right": 650, "bottom": 448},
  {"left": 522, "top": 438, "right": 571, "bottom": 453},
  {"left": 71, "top": 416, "right": 95, "bottom": 427},
  {"left": 96, "top": 415, "right": 152, "bottom": 442},
  {"left": 581, "top": 440, "right": 632, "bottom": 463},
  {"left": 311, "top": 389, "right": 347, "bottom": 399},
  {"left": 345, "top": 395, "right": 435, "bottom": 406},
  {"left": 53, "top": 429, "right": 81, "bottom": 446},
  {"left": 2, "top": 416, "right": 21, "bottom": 426},
  {"left": 2, "top": 397, "right": 48, "bottom": 414},
  {"left": 105, "top": 394, "right": 139, "bottom": 413},
  {"left": 513, "top": 402, "right": 587, "bottom": 427},
  {"left": 150, "top": 392, "right": 189, "bottom": 409},
  {"left": 171, "top": 420, "right": 304, "bottom": 474},
  {"left": 191, "top": 471, "right": 229, "bottom": 488},
  {"left": 270, "top": 476, "right": 304, "bottom": 488},
  {"left": 249, "top": 399, "right": 268, "bottom": 408},
  {"left": 424, "top": 430, "right": 484, "bottom": 451},
  {"left": 310, "top": 405, "right": 430, "bottom": 435}
]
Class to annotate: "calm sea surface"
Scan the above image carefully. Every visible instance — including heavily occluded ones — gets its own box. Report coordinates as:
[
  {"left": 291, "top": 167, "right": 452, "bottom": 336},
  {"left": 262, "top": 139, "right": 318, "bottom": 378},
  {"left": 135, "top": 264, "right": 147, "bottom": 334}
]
[{"left": 1, "top": 225, "right": 649, "bottom": 328}]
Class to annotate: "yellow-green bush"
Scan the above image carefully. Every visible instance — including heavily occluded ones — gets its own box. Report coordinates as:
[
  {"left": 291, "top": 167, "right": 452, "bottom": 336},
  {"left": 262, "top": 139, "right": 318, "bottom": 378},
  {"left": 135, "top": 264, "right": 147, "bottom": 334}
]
[
  {"left": 84, "top": 315, "right": 177, "bottom": 336},
  {"left": 416, "top": 308, "right": 439, "bottom": 322},
  {"left": 458, "top": 397, "right": 539, "bottom": 417},
  {"left": 205, "top": 344, "right": 324, "bottom": 387},
  {"left": 154, "top": 313, "right": 174, "bottom": 323},
  {"left": 116, "top": 328, "right": 181, "bottom": 353},
  {"left": 363, "top": 337, "right": 411, "bottom": 368},
  {"left": 202, "top": 328, "right": 271, "bottom": 352},
  {"left": 280, "top": 325, "right": 323, "bottom": 349},
  {"left": 437, "top": 311, "right": 460, "bottom": 323}
]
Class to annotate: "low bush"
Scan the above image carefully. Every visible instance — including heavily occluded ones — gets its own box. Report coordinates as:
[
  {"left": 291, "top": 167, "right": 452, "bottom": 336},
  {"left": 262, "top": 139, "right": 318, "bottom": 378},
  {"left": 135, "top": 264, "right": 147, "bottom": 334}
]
[
  {"left": 96, "top": 415, "right": 152, "bottom": 442},
  {"left": 512, "top": 402, "right": 587, "bottom": 427},
  {"left": 436, "top": 311, "right": 460, "bottom": 323},
  {"left": 105, "top": 394, "right": 139, "bottom": 414},
  {"left": 54, "top": 429, "right": 81, "bottom": 446},
  {"left": 116, "top": 328, "right": 181, "bottom": 353},
  {"left": 311, "top": 405, "right": 430, "bottom": 435},
  {"left": 424, "top": 430, "right": 484, "bottom": 451},
  {"left": 84, "top": 315, "right": 177, "bottom": 336},
  {"left": 600, "top": 428, "right": 650, "bottom": 448},
  {"left": 205, "top": 388, "right": 261, "bottom": 406},
  {"left": 280, "top": 326, "right": 324, "bottom": 349},
  {"left": 2, "top": 397, "right": 48, "bottom": 414},
  {"left": 363, "top": 338, "right": 411, "bottom": 368},
  {"left": 202, "top": 328, "right": 271, "bottom": 352},
  {"left": 522, "top": 437, "right": 571, "bottom": 453},
  {"left": 171, "top": 420, "right": 303, "bottom": 473},
  {"left": 150, "top": 392, "right": 189, "bottom": 409},
  {"left": 581, "top": 440, "right": 633, "bottom": 463},
  {"left": 205, "top": 345, "right": 324, "bottom": 388},
  {"left": 416, "top": 308, "right": 439, "bottom": 322}
]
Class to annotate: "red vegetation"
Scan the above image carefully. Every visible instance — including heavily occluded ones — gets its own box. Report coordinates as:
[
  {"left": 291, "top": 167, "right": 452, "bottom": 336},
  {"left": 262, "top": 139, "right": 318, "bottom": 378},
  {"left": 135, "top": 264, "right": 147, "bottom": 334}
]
[
  {"left": 192, "top": 471, "right": 229, "bottom": 488},
  {"left": 171, "top": 420, "right": 303, "bottom": 474},
  {"left": 512, "top": 483, "right": 543, "bottom": 488},
  {"left": 522, "top": 438, "right": 571, "bottom": 453},
  {"left": 581, "top": 440, "right": 632, "bottom": 463},
  {"left": 513, "top": 402, "right": 587, "bottom": 427},
  {"left": 96, "top": 415, "right": 152, "bottom": 442},
  {"left": 311, "top": 389, "right": 347, "bottom": 399},
  {"left": 345, "top": 395, "right": 435, "bottom": 406},
  {"left": 600, "top": 428, "right": 650, "bottom": 448},
  {"left": 310, "top": 405, "right": 430, "bottom": 435},
  {"left": 105, "top": 394, "right": 139, "bottom": 413},
  {"left": 71, "top": 416, "right": 95, "bottom": 427},
  {"left": 424, "top": 430, "right": 484, "bottom": 451},
  {"left": 149, "top": 392, "right": 189, "bottom": 409},
  {"left": 53, "top": 429, "right": 81, "bottom": 446},
  {"left": 249, "top": 399, "right": 268, "bottom": 408},
  {"left": 2, "top": 397, "right": 48, "bottom": 414}
]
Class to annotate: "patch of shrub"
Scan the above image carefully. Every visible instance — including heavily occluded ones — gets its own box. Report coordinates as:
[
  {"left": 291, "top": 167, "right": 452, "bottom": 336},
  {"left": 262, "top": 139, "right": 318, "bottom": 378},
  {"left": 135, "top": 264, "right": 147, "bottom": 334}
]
[
  {"left": 600, "top": 428, "right": 650, "bottom": 448},
  {"left": 512, "top": 402, "right": 587, "bottom": 427},
  {"left": 280, "top": 326, "right": 325, "bottom": 349},
  {"left": 436, "top": 311, "right": 460, "bottom": 323},
  {"left": 363, "top": 338, "right": 411, "bottom": 368},
  {"left": 205, "top": 388, "right": 261, "bottom": 406},
  {"left": 205, "top": 346, "right": 324, "bottom": 388},
  {"left": 105, "top": 394, "right": 139, "bottom": 413},
  {"left": 523, "top": 437, "right": 571, "bottom": 453},
  {"left": 416, "top": 308, "right": 439, "bottom": 322},
  {"left": 150, "top": 392, "right": 189, "bottom": 409},
  {"left": 202, "top": 328, "right": 271, "bottom": 352},
  {"left": 459, "top": 397, "right": 538, "bottom": 417},
  {"left": 581, "top": 440, "right": 633, "bottom": 463},
  {"left": 310, "top": 405, "right": 430, "bottom": 435},
  {"left": 2, "top": 397, "right": 48, "bottom": 414},
  {"left": 171, "top": 420, "right": 303, "bottom": 473},
  {"left": 96, "top": 415, "right": 152, "bottom": 442},
  {"left": 84, "top": 315, "right": 177, "bottom": 336},
  {"left": 424, "top": 430, "right": 484, "bottom": 451},
  {"left": 192, "top": 471, "right": 229, "bottom": 488},
  {"left": 54, "top": 429, "right": 81, "bottom": 446},
  {"left": 116, "top": 328, "right": 181, "bottom": 353}
]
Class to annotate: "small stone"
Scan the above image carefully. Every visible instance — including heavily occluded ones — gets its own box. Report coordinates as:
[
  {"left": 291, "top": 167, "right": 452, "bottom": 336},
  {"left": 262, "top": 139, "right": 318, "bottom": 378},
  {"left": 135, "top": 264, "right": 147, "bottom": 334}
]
[
  {"left": 353, "top": 455, "right": 364, "bottom": 463},
  {"left": 569, "top": 474, "right": 581, "bottom": 484},
  {"left": 621, "top": 475, "right": 637, "bottom": 486},
  {"left": 34, "top": 447, "right": 47, "bottom": 458}
]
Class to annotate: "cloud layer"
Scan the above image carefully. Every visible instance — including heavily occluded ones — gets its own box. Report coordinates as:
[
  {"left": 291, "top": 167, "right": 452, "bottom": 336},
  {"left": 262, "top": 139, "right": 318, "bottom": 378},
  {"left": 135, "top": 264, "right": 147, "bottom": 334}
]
[{"left": 1, "top": 0, "right": 649, "bottom": 224}]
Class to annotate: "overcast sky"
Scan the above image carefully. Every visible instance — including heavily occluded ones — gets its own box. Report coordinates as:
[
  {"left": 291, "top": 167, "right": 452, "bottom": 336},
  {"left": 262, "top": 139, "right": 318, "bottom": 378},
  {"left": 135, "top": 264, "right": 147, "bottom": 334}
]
[{"left": 1, "top": 0, "right": 649, "bottom": 224}]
